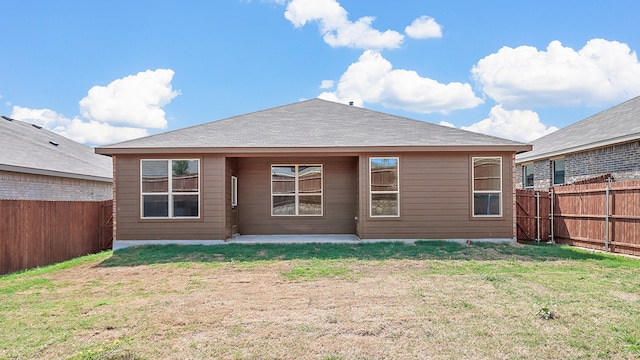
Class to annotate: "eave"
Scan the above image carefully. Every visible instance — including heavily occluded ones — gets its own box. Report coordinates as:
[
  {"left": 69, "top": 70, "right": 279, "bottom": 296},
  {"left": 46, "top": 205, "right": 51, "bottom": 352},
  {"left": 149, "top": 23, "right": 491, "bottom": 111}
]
[
  {"left": 96, "top": 144, "right": 532, "bottom": 156},
  {"left": 0, "top": 164, "right": 112, "bottom": 183},
  {"left": 516, "top": 133, "right": 640, "bottom": 163}
]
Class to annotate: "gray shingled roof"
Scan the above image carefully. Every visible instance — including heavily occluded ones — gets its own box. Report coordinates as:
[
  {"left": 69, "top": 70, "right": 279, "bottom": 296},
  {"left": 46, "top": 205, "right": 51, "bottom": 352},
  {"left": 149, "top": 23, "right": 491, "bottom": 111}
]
[
  {"left": 0, "top": 116, "right": 112, "bottom": 181},
  {"left": 97, "top": 99, "right": 528, "bottom": 153},
  {"left": 517, "top": 95, "right": 640, "bottom": 162}
]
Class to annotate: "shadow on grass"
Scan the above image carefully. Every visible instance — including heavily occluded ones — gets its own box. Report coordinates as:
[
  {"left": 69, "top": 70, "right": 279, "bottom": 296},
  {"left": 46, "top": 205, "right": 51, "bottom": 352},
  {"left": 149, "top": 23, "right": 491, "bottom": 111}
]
[{"left": 97, "top": 241, "right": 639, "bottom": 268}]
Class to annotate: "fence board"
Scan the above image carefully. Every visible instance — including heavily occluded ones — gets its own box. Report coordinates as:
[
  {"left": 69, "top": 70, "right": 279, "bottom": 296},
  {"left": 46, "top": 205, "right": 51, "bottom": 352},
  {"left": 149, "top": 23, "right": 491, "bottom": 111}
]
[
  {"left": 552, "top": 180, "right": 640, "bottom": 257},
  {"left": 516, "top": 189, "right": 550, "bottom": 242},
  {"left": 517, "top": 181, "right": 640, "bottom": 256},
  {"left": 0, "top": 200, "right": 113, "bottom": 275}
]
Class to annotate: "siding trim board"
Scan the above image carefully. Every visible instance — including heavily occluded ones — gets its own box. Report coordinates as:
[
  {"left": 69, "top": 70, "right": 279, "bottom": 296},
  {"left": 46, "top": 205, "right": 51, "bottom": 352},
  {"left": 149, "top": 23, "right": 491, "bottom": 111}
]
[
  {"left": 270, "top": 163, "right": 324, "bottom": 217},
  {"left": 369, "top": 156, "right": 400, "bottom": 219},
  {"left": 139, "top": 158, "right": 202, "bottom": 220}
]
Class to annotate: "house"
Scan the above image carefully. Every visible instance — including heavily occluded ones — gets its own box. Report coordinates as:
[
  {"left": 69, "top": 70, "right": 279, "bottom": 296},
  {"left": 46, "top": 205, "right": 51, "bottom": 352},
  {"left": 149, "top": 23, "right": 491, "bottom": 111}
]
[
  {"left": 516, "top": 95, "right": 640, "bottom": 190},
  {"left": 0, "top": 115, "right": 112, "bottom": 200},
  {"left": 95, "top": 99, "right": 531, "bottom": 247}
]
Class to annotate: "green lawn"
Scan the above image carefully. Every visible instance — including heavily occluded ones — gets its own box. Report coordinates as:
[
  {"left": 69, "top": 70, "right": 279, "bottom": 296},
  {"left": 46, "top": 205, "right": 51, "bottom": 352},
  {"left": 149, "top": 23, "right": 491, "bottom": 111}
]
[{"left": 1, "top": 241, "right": 639, "bottom": 359}]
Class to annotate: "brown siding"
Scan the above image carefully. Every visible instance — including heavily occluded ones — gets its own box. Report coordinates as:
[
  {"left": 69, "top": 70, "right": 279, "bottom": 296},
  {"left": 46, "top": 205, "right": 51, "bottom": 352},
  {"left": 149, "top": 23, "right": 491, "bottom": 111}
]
[
  {"left": 113, "top": 151, "right": 517, "bottom": 241},
  {"left": 238, "top": 157, "right": 358, "bottom": 235},
  {"left": 114, "top": 154, "right": 225, "bottom": 240},
  {"left": 359, "top": 152, "right": 515, "bottom": 239}
]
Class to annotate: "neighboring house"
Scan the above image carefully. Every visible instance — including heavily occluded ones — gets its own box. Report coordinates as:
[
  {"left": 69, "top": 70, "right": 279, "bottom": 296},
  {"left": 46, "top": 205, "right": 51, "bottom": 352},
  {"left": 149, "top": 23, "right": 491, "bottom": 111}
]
[
  {"left": 0, "top": 115, "right": 112, "bottom": 200},
  {"left": 516, "top": 96, "right": 640, "bottom": 191},
  {"left": 96, "top": 99, "right": 530, "bottom": 246}
]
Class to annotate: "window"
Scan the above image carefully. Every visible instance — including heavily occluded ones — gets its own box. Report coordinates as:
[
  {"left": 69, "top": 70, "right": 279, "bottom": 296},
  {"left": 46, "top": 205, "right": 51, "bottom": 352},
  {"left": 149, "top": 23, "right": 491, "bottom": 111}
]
[
  {"left": 472, "top": 157, "right": 502, "bottom": 217},
  {"left": 370, "top": 157, "right": 399, "bottom": 217},
  {"left": 141, "top": 159, "right": 199, "bottom": 218},
  {"left": 523, "top": 164, "right": 534, "bottom": 189},
  {"left": 552, "top": 159, "right": 565, "bottom": 185},
  {"left": 271, "top": 165, "right": 322, "bottom": 216},
  {"left": 231, "top": 176, "right": 238, "bottom": 208}
]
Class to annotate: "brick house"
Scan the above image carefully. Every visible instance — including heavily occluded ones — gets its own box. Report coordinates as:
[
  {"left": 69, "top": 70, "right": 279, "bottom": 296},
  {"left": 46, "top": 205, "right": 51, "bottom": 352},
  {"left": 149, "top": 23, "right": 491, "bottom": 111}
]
[
  {"left": 516, "top": 96, "right": 640, "bottom": 190},
  {"left": 0, "top": 116, "right": 112, "bottom": 200}
]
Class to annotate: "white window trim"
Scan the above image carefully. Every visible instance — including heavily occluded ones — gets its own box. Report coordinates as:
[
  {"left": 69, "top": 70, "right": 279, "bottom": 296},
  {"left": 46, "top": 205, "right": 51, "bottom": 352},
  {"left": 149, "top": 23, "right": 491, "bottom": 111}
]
[
  {"left": 472, "top": 156, "right": 502, "bottom": 218},
  {"left": 523, "top": 163, "right": 534, "bottom": 189},
  {"left": 551, "top": 158, "right": 565, "bottom": 186},
  {"left": 271, "top": 164, "right": 323, "bottom": 217},
  {"left": 140, "top": 159, "right": 201, "bottom": 219},
  {"left": 231, "top": 175, "right": 238, "bottom": 208},
  {"left": 369, "top": 156, "right": 400, "bottom": 218}
]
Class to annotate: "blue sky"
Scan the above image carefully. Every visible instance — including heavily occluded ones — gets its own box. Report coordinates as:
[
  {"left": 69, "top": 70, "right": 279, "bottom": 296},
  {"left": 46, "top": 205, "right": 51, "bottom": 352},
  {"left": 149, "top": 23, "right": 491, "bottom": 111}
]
[{"left": 2, "top": 0, "right": 639, "bottom": 146}]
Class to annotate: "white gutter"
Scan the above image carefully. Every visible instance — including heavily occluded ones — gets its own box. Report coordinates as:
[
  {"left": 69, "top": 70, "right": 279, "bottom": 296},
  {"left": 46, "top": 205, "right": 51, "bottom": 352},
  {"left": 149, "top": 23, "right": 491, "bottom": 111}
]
[
  {"left": 0, "top": 164, "right": 112, "bottom": 183},
  {"left": 516, "top": 134, "right": 640, "bottom": 163}
]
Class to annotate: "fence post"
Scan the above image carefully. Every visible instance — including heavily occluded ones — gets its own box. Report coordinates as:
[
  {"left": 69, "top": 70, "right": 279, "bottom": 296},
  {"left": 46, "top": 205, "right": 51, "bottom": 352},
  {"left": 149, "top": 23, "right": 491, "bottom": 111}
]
[
  {"left": 535, "top": 191, "right": 540, "bottom": 243},
  {"left": 605, "top": 179, "right": 610, "bottom": 252},
  {"left": 549, "top": 188, "right": 554, "bottom": 244}
]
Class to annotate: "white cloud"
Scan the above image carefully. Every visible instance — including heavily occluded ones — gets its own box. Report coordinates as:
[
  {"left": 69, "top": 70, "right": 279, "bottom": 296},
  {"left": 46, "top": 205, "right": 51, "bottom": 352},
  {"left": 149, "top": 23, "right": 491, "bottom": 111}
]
[
  {"left": 11, "top": 106, "right": 149, "bottom": 146},
  {"left": 461, "top": 105, "right": 558, "bottom": 142},
  {"left": 472, "top": 39, "right": 640, "bottom": 107},
  {"left": 405, "top": 15, "right": 442, "bottom": 39},
  {"left": 318, "top": 50, "right": 483, "bottom": 114},
  {"left": 439, "top": 120, "right": 455, "bottom": 128},
  {"left": 79, "top": 69, "right": 179, "bottom": 129},
  {"left": 320, "top": 80, "right": 334, "bottom": 89},
  {"left": 56, "top": 119, "right": 149, "bottom": 145},
  {"left": 10, "top": 68, "right": 178, "bottom": 146},
  {"left": 284, "top": 0, "right": 404, "bottom": 49},
  {"left": 11, "top": 106, "right": 75, "bottom": 131}
]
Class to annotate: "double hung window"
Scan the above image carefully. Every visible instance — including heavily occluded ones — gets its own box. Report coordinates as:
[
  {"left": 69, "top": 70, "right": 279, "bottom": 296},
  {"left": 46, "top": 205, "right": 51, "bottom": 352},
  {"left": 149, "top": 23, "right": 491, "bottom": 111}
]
[
  {"left": 370, "top": 157, "right": 399, "bottom": 217},
  {"left": 141, "top": 159, "right": 200, "bottom": 218},
  {"left": 271, "top": 165, "right": 323, "bottom": 216},
  {"left": 472, "top": 157, "right": 502, "bottom": 217},
  {"left": 523, "top": 164, "right": 534, "bottom": 189},
  {"left": 552, "top": 159, "right": 565, "bottom": 185}
]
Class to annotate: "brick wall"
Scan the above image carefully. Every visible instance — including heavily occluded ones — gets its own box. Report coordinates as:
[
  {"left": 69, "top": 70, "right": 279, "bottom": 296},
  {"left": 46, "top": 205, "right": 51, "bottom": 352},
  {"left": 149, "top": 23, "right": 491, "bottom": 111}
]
[
  {"left": 516, "top": 140, "right": 640, "bottom": 190},
  {"left": 566, "top": 141, "right": 640, "bottom": 182},
  {"left": 0, "top": 170, "right": 112, "bottom": 201},
  {"left": 533, "top": 160, "right": 551, "bottom": 190}
]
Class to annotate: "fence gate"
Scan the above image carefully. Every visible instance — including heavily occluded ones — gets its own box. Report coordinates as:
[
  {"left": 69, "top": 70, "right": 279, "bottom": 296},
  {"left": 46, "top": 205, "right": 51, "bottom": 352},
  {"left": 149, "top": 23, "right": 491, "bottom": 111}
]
[
  {"left": 516, "top": 189, "right": 550, "bottom": 242},
  {"left": 99, "top": 200, "right": 114, "bottom": 251}
]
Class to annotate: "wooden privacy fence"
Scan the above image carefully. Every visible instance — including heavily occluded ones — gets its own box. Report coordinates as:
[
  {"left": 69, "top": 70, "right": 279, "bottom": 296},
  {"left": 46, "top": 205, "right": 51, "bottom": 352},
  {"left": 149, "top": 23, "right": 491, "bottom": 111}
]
[
  {"left": 553, "top": 180, "right": 640, "bottom": 256},
  {"left": 516, "top": 180, "right": 640, "bottom": 257},
  {"left": 0, "top": 199, "right": 113, "bottom": 275}
]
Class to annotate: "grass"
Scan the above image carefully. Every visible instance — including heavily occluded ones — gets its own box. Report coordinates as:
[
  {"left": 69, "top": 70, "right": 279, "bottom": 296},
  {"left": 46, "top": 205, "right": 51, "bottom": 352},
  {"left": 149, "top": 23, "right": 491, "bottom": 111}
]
[
  {"left": 1, "top": 241, "right": 639, "bottom": 359},
  {"left": 100, "top": 240, "right": 633, "bottom": 266}
]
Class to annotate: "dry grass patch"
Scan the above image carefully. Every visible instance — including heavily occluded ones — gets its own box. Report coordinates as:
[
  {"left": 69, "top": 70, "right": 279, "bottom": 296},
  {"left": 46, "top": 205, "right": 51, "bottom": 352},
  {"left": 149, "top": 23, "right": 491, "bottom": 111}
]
[{"left": 1, "top": 243, "right": 639, "bottom": 359}]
